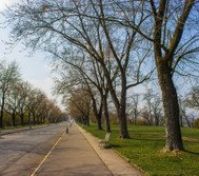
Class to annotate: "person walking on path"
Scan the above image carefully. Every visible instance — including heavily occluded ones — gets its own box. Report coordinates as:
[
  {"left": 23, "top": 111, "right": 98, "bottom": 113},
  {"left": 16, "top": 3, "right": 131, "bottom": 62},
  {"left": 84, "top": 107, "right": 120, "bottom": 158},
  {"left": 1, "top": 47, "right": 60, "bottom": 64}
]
[{"left": 65, "top": 122, "right": 69, "bottom": 134}]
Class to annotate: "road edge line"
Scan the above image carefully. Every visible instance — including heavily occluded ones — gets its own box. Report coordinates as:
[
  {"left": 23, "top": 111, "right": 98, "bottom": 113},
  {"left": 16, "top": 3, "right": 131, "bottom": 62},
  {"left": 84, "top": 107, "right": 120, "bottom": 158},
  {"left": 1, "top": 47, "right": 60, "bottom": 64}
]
[{"left": 30, "top": 131, "right": 64, "bottom": 176}]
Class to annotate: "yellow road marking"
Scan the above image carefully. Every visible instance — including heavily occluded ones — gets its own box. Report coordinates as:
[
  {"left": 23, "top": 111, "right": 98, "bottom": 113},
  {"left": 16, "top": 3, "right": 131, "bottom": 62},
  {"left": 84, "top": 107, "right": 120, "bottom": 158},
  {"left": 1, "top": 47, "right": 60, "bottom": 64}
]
[{"left": 30, "top": 132, "right": 64, "bottom": 176}]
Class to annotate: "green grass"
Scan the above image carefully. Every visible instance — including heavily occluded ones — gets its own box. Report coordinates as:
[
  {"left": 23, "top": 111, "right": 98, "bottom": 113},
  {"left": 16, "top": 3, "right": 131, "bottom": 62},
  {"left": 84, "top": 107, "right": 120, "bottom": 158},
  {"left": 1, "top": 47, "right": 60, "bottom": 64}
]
[{"left": 83, "top": 123, "right": 199, "bottom": 176}]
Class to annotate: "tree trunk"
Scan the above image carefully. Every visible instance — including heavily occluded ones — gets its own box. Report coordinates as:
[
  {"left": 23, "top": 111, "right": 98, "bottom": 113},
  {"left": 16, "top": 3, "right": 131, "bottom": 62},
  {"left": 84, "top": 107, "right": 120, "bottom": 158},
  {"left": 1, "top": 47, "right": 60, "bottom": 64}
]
[
  {"left": 36, "top": 116, "right": 39, "bottom": 124},
  {"left": 33, "top": 114, "right": 36, "bottom": 125},
  {"left": 118, "top": 76, "right": 129, "bottom": 138},
  {"left": 101, "top": 59, "right": 129, "bottom": 138},
  {"left": 28, "top": 112, "right": 31, "bottom": 125},
  {"left": 103, "top": 93, "right": 111, "bottom": 132},
  {"left": 157, "top": 62, "right": 183, "bottom": 151},
  {"left": 179, "top": 115, "right": 183, "bottom": 127},
  {"left": 12, "top": 111, "right": 16, "bottom": 127},
  {"left": 96, "top": 114, "right": 103, "bottom": 130},
  {"left": 185, "top": 116, "right": 192, "bottom": 128},
  {"left": 43, "top": 116, "right": 46, "bottom": 123},
  {"left": 20, "top": 113, "right": 24, "bottom": 126},
  {"left": 134, "top": 111, "right": 137, "bottom": 125},
  {"left": 118, "top": 107, "right": 129, "bottom": 138},
  {"left": 0, "top": 108, "right": 3, "bottom": 128},
  {"left": 92, "top": 97, "right": 103, "bottom": 130},
  {"left": 87, "top": 109, "right": 90, "bottom": 126},
  {"left": 0, "top": 94, "right": 5, "bottom": 128},
  {"left": 85, "top": 115, "right": 90, "bottom": 126},
  {"left": 154, "top": 115, "right": 159, "bottom": 126}
]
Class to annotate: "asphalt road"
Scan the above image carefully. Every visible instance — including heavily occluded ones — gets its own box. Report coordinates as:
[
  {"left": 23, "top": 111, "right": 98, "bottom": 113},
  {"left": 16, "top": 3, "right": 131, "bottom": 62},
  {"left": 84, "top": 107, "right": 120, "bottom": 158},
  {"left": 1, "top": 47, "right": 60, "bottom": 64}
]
[{"left": 0, "top": 123, "right": 66, "bottom": 176}]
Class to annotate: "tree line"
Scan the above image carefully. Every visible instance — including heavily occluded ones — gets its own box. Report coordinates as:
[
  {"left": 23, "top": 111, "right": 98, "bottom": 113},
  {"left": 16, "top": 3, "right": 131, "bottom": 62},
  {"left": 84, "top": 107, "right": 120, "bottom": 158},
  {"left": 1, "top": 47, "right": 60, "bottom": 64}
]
[
  {"left": 0, "top": 61, "right": 64, "bottom": 128},
  {"left": 66, "top": 85, "right": 199, "bottom": 126},
  {"left": 4, "top": 0, "right": 199, "bottom": 151}
]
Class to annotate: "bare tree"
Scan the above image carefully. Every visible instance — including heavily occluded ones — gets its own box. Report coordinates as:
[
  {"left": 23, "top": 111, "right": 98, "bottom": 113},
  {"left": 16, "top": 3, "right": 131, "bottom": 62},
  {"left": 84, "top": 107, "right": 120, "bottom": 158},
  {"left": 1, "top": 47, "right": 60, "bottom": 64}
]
[
  {"left": 184, "top": 87, "right": 199, "bottom": 127},
  {"left": 6, "top": 84, "right": 19, "bottom": 126},
  {"left": 54, "top": 55, "right": 112, "bottom": 131},
  {"left": 104, "top": 0, "right": 199, "bottom": 150},
  {"left": 129, "top": 94, "right": 140, "bottom": 124},
  {"left": 5, "top": 0, "right": 151, "bottom": 138},
  {"left": 148, "top": 0, "right": 195, "bottom": 151},
  {"left": 143, "top": 89, "right": 163, "bottom": 126},
  {"left": 67, "top": 87, "right": 91, "bottom": 126},
  {"left": 0, "top": 62, "right": 20, "bottom": 128},
  {"left": 144, "top": 0, "right": 198, "bottom": 151},
  {"left": 151, "top": 97, "right": 162, "bottom": 126},
  {"left": 186, "top": 87, "right": 199, "bottom": 108},
  {"left": 0, "top": 60, "right": 63, "bottom": 127},
  {"left": 16, "top": 81, "right": 30, "bottom": 126}
]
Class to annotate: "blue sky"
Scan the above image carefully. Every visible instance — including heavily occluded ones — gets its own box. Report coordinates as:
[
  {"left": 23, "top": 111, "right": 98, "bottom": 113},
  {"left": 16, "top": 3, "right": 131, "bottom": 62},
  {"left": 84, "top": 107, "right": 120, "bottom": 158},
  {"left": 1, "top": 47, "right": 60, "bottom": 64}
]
[
  {"left": 0, "top": 0, "right": 197, "bottom": 116},
  {"left": 0, "top": 0, "right": 61, "bottom": 107}
]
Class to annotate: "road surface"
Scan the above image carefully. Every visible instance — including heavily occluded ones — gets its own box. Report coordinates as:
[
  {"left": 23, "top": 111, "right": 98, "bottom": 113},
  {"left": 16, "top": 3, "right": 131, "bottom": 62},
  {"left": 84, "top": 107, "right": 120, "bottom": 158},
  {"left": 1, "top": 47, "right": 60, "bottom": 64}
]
[
  {"left": 0, "top": 123, "right": 112, "bottom": 176},
  {"left": 0, "top": 123, "right": 65, "bottom": 176}
]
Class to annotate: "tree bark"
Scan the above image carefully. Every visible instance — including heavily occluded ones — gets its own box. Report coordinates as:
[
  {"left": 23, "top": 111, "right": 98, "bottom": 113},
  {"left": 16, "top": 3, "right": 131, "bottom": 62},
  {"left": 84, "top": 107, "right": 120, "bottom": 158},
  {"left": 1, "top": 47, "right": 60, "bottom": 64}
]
[
  {"left": 0, "top": 94, "right": 5, "bottom": 128},
  {"left": 28, "top": 112, "right": 31, "bottom": 126},
  {"left": 157, "top": 62, "right": 183, "bottom": 151},
  {"left": 154, "top": 115, "right": 159, "bottom": 126},
  {"left": 20, "top": 113, "right": 24, "bottom": 126},
  {"left": 0, "top": 108, "right": 3, "bottom": 128},
  {"left": 118, "top": 107, "right": 129, "bottom": 138},
  {"left": 33, "top": 114, "right": 36, "bottom": 125},
  {"left": 12, "top": 111, "right": 16, "bottom": 127},
  {"left": 185, "top": 116, "right": 192, "bottom": 128},
  {"left": 103, "top": 93, "right": 111, "bottom": 132},
  {"left": 92, "top": 97, "right": 103, "bottom": 130},
  {"left": 118, "top": 75, "right": 129, "bottom": 138},
  {"left": 179, "top": 114, "right": 183, "bottom": 127},
  {"left": 85, "top": 115, "right": 90, "bottom": 126},
  {"left": 134, "top": 110, "right": 138, "bottom": 125},
  {"left": 96, "top": 113, "right": 103, "bottom": 130}
]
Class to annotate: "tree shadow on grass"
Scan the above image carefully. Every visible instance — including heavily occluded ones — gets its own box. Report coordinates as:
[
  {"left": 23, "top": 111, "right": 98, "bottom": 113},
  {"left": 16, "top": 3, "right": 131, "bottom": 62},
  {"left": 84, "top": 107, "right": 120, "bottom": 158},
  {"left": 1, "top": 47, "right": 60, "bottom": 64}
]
[
  {"left": 111, "top": 144, "right": 121, "bottom": 148},
  {"left": 129, "top": 136, "right": 164, "bottom": 142},
  {"left": 184, "top": 149, "right": 199, "bottom": 156}
]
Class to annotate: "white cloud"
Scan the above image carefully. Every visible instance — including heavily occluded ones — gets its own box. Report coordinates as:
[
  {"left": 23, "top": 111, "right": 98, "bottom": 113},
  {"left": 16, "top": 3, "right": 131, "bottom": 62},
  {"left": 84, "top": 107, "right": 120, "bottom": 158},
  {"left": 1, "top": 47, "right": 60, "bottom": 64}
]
[
  {"left": 28, "top": 78, "right": 53, "bottom": 97},
  {"left": 0, "top": 0, "right": 15, "bottom": 10}
]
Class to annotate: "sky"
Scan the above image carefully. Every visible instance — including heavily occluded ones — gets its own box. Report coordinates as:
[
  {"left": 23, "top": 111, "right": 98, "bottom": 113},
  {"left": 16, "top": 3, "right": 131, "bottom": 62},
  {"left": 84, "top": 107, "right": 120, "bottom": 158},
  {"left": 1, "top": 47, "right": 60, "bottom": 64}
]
[
  {"left": 0, "top": 0, "right": 198, "bottom": 117},
  {"left": 0, "top": 0, "right": 13, "bottom": 9},
  {"left": 0, "top": 0, "right": 62, "bottom": 109}
]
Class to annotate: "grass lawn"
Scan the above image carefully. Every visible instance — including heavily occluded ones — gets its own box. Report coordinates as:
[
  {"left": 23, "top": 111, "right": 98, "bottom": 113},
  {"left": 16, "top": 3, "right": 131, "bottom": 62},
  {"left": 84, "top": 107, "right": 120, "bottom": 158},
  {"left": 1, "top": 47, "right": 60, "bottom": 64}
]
[{"left": 83, "top": 123, "right": 199, "bottom": 176}]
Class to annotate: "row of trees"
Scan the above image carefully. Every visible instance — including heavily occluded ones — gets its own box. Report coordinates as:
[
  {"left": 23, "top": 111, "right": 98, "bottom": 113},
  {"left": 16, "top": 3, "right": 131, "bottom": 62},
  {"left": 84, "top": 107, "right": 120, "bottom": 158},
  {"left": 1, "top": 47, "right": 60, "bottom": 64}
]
[
  {"left": 66, "top": 84, "right": 199, "bottom": 127},
  {"left": 4, "top": 0, "right": 199, "bottom": 151},
  {"left": 0, "top": 61, "right": 64, "bottom": 128},
  {"left": 129, "top": 87, "right": 199, "bottom": 128}
]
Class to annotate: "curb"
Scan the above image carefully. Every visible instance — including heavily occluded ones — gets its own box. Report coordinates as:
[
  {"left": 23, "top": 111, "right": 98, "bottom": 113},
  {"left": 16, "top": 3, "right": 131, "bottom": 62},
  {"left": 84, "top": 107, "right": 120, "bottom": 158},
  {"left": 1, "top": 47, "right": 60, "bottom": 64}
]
[{"left": 77, "top": 124, "right": 143, "bottom": 176}]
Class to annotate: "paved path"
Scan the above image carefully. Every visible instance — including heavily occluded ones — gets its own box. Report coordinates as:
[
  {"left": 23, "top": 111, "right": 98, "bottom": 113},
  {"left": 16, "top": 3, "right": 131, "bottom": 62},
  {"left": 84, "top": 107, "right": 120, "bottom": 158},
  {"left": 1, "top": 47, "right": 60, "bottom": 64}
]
[
  {"left": 0, "top": 123, "right": 142, "bottom": 176},
  {"left": 36, "top": 124, "right": 142, "bottom": 176},
  {"left": 36, "top": 125, "right": 112, "bottom": 176}
]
